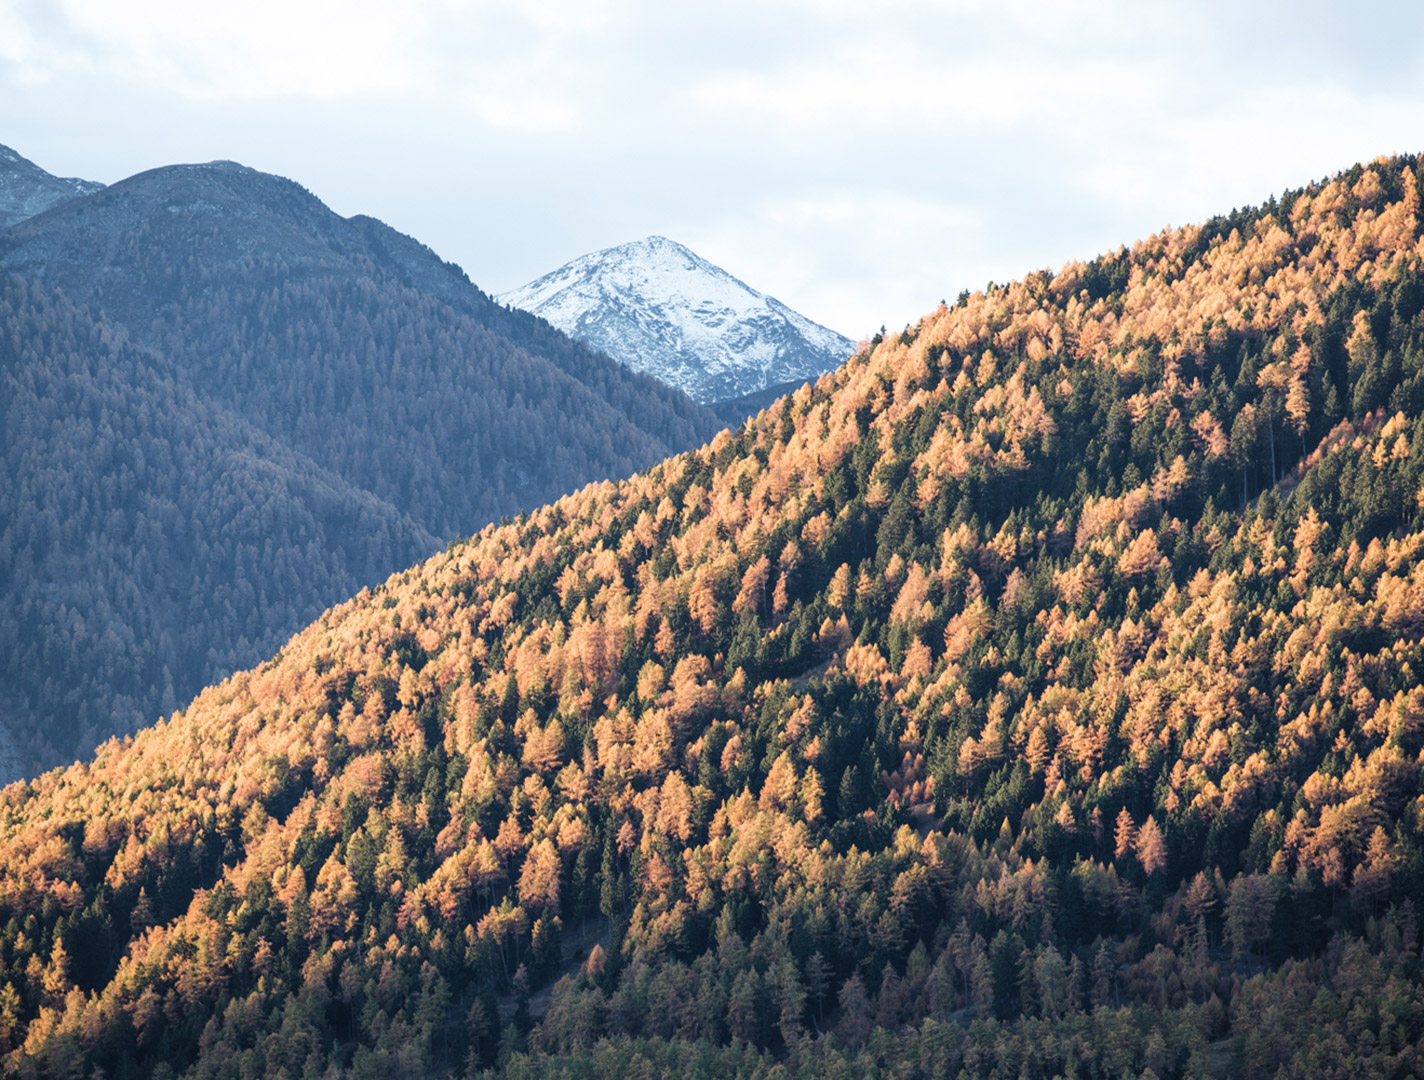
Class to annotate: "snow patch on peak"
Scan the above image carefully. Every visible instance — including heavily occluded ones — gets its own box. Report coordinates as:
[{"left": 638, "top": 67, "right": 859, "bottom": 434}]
[{"left": 500, "top": 238, "right": 853, "bottom": 405}]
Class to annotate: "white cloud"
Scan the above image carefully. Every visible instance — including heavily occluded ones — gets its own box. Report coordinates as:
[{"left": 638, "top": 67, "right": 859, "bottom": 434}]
[
  {"left": 691, "top": 49, "right": 1160, "bottom": 135},
  {"left": 2, "top": 0, "right": 422, "bottom": 97},
  {"left": 0, "top": 0, "right": 610, "bottom": 123}
]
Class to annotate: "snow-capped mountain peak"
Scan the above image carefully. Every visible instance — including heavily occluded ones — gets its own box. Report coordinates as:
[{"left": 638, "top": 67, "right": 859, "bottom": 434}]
[{"left": 499, "top": 236, "right": 853, "bottom": 405}]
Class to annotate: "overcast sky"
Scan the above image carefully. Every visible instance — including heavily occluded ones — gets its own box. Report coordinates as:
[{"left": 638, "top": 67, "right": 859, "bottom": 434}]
[{"left": 2, "top": 0, "right": 1421, "bottom": 339}]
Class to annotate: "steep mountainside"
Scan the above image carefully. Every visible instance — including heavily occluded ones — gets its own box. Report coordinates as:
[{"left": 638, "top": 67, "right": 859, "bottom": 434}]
[
  {"left": 500, "top": 236, "right": 854, "bottom": 404},
  {"left": 4, "top": 158, "right": 1424, "bottom": 1080},
  {"left": 0, "top": 157, "right": 721, "bottom": 775},
  {"left": 0, "top": 163, "right": 719, "bottom": 537},
  {"left": 0, "top": 144, "right": 103, "bottom": 228},
  {"left": 0, "top": 274, "right": 436, "bottom": 778}
]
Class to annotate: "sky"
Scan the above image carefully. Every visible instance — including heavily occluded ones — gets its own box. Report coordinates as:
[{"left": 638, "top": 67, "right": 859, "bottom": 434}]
[{"left": 1, "top": 0, "right": 1422, "bottom": 340}]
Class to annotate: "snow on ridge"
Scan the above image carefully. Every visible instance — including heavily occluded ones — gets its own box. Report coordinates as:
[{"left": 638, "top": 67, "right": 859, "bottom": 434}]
[{"left": 500, "top": 236, "right": 853, "bottom": 404}]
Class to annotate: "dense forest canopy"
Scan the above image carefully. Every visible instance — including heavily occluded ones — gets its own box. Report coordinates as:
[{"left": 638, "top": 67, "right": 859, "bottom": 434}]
[
  {"left": 0, "top": 274, "right": 438, "bottom": 774},
  {"left": 3, "top": 156, "right": 1424, "bottom": 1079},
  {"left": 0, "top": 160, "right": 721, "bottom": 775}
]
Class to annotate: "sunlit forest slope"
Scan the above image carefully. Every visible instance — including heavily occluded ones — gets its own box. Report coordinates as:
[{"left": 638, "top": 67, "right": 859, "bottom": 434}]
[
  {"left": 3, "top": 157, "right": 1424, "bottom": 1079},
  {"left": 0, "top": 160, "right": 721, "bottom": 775}
]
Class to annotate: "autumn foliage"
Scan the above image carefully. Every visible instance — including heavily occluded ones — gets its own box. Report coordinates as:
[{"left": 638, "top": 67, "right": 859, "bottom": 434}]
[{"left": 3, "top": 157, "right": 1424, "bottom": 1078}]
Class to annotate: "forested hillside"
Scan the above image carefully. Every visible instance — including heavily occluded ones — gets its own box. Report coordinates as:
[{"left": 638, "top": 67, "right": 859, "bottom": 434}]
[
  {"left": 3, "top": 157, "right": 1424, "bottom": 1080},
  {"left": 0, "top": 161, "right": 718, "bottom": 537},
  {"left": 0, "top": 158, "right": 721, "bottom": 775},
  {"left": 0, "top": 275, "right": 436, "bottom": 772}
]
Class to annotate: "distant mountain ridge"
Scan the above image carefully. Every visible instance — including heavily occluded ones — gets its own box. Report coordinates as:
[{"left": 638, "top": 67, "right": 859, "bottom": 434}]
[
  {"left": 499, "top": 235, "right": 854, "bottom": 404},
  {"left": 0, "top": 158, "right": 721, "bottom": 539},
  {"left": 0, "top": 143, "right": 103, "bottom": 227},
  {"left": 0, "top": 151, "right": 721, "bottom": 777}
]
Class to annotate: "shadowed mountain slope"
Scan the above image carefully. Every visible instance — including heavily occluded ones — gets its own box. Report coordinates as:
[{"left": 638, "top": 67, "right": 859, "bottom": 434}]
[
  {"left": 0, "top": 162, "right": 719, "bottom": 537},
  {"left": 0, "top": 274, "right": 437, "bottom": 776},
  {"left": 0, "top": 157, "right": 721, "bottom": 774}
]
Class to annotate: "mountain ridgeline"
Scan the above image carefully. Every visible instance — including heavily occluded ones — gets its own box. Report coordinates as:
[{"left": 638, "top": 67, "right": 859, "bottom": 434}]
[
  {"left": 0, "top": 154, "right": 721, "bottom": 776},
  {"left": 0, "top": 144, "right": 103, "bottom": 228},
  {"left": 0, "top": 162, "right": 719, "bottom": 537},
  {"left": 4, "top": 157, "right": 1424, "bottom": 1079}
]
